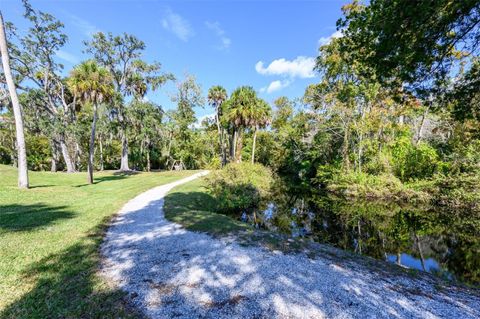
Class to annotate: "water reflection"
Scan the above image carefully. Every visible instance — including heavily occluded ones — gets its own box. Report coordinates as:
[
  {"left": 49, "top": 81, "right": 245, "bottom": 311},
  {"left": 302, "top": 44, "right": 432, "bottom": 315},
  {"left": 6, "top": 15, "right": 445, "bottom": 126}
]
[{"left": 241, "top": 181, "right": 480, "bottom": 286}]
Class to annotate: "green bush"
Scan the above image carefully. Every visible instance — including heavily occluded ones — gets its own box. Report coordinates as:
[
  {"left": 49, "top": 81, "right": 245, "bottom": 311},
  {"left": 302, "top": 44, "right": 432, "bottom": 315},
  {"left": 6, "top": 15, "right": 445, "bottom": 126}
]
[
  {"left": 205, "top": 162, "right": 273, "bottom": 214},
  {"left": 390, "top": 136, "right": 440, "bottom": 181},
  {"left": 26, "top": 135, "right": 51, "bottom": 171}
]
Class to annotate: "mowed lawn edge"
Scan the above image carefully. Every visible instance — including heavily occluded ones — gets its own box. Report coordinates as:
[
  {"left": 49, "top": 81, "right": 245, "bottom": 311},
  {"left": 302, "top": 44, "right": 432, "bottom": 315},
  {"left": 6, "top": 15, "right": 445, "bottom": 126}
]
[{"left": 0, "top": 165, "right": 196, "bottom": 319}]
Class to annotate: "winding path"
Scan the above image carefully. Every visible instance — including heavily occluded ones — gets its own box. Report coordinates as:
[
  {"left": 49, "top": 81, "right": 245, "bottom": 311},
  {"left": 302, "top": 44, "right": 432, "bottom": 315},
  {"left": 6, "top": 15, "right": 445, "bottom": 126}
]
[{"left": 101, "top": 172, "right": 480, "bottom": 319}]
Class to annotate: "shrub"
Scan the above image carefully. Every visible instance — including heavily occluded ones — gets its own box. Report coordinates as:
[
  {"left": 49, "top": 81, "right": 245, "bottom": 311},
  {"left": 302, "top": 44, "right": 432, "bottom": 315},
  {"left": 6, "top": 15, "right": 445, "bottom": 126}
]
[
  {"left": 205, "top": 162, "right": 273, "bottom": 214},
  {"left": 390, "top": 136, "right": 440, "bottom": 181},
  {"left": 26, "top": 135, "right": 51, "bottom": 171}
]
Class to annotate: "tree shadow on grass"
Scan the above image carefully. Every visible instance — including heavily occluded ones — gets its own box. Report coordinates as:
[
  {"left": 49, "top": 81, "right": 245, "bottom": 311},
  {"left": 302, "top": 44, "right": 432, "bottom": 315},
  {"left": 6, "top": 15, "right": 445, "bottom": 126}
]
[
  {"left": 29, "top": 184, "right": 56, "bottom": 189},
  {"left": 0, "top": 204, "right": 75, "bottom": 232},
  {"left": 0, "top": 216, "right": 142, "bottom": 319},
  {"left": 74, "top": 172, "right": 138, "bottom": 188},
  {"left": 113, "top": 170, "right": 140, "bottom": 176}
]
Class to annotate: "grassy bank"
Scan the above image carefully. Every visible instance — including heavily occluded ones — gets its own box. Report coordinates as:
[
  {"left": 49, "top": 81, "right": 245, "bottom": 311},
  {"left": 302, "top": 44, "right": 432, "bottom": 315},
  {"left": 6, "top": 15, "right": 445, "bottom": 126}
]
[
  {"left": 163, "top": 177, "right": 325, "bottom": 254},
  {"left": 164, "top": 178, "right": 251, "bottom": 236},
  {"left": 0, "top": 165, "right": 194, "bottom": 319}
]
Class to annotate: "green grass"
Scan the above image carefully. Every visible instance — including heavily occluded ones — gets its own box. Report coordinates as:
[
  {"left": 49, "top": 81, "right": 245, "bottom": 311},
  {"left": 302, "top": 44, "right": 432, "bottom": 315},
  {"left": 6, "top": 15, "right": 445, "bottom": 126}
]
[
  {"left": 163, "top": 178, "right": 251, "bottom": 236},
  {"left": 0, "top": 165, "right": 195, "bottom": 319},
  {"left": 163, "top": 178, "right": 312, "bottom": 252}
]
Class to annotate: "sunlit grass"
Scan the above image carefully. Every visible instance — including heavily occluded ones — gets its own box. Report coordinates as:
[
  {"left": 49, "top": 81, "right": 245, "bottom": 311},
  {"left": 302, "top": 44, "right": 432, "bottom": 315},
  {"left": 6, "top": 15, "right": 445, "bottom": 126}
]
[
  {"left": 0, "top": 165, "right": 194, "bottom": 318},
  {"left": 164, "top": 178, "right": 251, "bottom": 236}
]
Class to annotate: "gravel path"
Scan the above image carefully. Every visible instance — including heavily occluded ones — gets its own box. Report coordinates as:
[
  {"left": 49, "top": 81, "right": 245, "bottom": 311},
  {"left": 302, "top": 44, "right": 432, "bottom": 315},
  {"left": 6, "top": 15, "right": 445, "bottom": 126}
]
[{"left": 101, "top": 172, "right": 480, "bottom": 319}]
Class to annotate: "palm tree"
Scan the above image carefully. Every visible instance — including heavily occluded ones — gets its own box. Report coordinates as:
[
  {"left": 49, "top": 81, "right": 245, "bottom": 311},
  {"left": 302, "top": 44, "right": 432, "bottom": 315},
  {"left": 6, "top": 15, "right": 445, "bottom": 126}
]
[
  {"left": 207, "top": 85, "right": 228, "bottom": 166},
  {"left": 250, "top": 99, "right": 272, "bottom": 163},
  {"left": 68, "top": 60, "right": 114, "bottom": 184},
  {"left": 224, "top": 86, "right": 258, "bottom": 162},
  {"left": 0, "top": 11, "right": 29, "bottom": 188}
]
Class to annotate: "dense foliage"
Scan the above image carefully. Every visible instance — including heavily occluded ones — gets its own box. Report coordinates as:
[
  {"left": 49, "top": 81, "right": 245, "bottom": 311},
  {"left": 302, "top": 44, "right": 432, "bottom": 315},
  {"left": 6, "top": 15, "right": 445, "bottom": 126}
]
[
  {"left": 1, "top": 0, "right": 479, "bottom": 207},
  {"left": 205, "top": 162, "right": 273, "bottom": 214}
]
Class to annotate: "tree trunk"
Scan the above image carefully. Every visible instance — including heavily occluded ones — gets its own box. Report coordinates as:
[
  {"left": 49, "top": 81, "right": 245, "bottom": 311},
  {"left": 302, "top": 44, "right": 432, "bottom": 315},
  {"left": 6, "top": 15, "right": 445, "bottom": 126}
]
[
  {"left": 99, "top": 138, "right": 104, "bottom": 171},
  {"left": 167, "top": 132, "right": 173, "bottom": 157},
  {"left": 87, "top": 104, "right": 98, "bottom": 184},
  {"left": 414, "top": 233, "right": 426, "bottom": 272},
  {"left": 59, "top": 135, "right": 75, "bottom": 173},
  {"left": 50, "top": 156, "right": 57, "bottom": 172},
  {"left": 120, "top": 128, "right": 129, "bottom": 171},
  {"left": 146, "top": 146, "right": 151, "bottom": 172},
  {"left": 342, "top": 126, "right": 350, "bottom": 171},
  {"left": 415, "top": 107, "right": 429, "bottom": 145},
  {"left": 232, "top": 128, "right": 237, "bottom": 162},
  {"left": 251, "top": 126, "right": 258, "bottom": 164},
  {"left": 50, "top": 138, "right": 59, "bottom": 172},
  {"left": 358, "top": 130, "right": 363, "bottom": 173},
  {"left": 74, "top": 141, "right": 82, "bottom": 171},
  {"left": 221, "top": 128, "right": 228, "bottom": 165},
  {"left": 0, "top": 12, "right": 29, "bottom": 188},
  {"left": 215, "top": 111, "right": 225, "bottom": 167},
  {"left": 235, "top": 129, "right": 243, "bottom": 163}
]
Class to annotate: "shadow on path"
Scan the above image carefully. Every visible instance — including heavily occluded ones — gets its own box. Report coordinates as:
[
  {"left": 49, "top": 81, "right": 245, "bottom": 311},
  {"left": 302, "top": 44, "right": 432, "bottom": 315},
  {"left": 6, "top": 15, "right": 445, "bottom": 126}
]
[{"left": 101, "top": 182, "right": 480, "bottom": 319}]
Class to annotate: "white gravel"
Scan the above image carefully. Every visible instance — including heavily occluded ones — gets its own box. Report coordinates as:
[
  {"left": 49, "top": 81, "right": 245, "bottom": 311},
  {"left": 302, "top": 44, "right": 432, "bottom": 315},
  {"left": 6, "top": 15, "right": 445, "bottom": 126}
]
[{"left": 101, "top": 172, "right": 480, "bottom": 319}]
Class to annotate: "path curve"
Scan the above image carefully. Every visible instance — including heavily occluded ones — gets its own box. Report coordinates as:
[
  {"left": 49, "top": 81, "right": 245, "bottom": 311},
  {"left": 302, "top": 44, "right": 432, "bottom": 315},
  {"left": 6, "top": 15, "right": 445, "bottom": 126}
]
[{"left": 101, "top": 172, "right": 480, "bottom": 319}]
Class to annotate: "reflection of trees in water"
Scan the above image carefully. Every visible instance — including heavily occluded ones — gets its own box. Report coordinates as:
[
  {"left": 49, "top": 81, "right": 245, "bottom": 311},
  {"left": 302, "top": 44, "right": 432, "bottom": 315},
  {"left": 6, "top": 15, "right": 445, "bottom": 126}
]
[{"left": 253, "top": 183, "right": 479, "bottom": 285}]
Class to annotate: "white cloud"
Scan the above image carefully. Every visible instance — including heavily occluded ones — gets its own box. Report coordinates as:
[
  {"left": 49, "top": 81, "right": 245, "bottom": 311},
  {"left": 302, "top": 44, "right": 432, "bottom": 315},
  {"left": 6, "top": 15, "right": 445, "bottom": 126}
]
[
  {"left": 68, "top": 14, "right": 98, "bottom": 37},
  {"left": 162, "top": 9, "right": 194, "bottom": 42},
  {"left": 318, "top": 30, "right": 343, "bottom": 46},
  {"left": 255, "top": 56, "right": 315, "bottom": 79},
  {"left": 261, "top": 80, "right": 291, "bottom": 94},
  {"left": 205, "top": 21, "right": 231, "bottom": 50},
  {"left": 56, "top": 50, "right": 79, "bottom": 65}
]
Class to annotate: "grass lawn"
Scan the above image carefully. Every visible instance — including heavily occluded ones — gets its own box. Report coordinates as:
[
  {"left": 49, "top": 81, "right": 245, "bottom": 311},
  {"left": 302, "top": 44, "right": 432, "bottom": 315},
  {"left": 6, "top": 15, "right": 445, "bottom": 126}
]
[
  {"left": 0, "top": 165, "right": 195, "bottom": 319},
  {"left": 163, "top": 178, "right": 305, "bottom": 252},
  {"left": 163, "top": 178, "right": 251, "bottom": 236}
]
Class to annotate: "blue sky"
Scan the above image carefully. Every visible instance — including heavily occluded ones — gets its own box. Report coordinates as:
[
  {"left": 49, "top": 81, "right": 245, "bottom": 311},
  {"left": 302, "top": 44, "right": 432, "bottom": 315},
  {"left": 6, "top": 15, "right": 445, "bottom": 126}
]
[{"left": 3, "top": 0, "right": 346, "bottom": 120}]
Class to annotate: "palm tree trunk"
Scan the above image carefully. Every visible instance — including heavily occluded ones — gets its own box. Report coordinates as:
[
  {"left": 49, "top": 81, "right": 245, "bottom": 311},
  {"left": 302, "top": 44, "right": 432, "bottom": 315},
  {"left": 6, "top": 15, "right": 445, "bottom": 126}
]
[
  {"left": 99, "top": 138, "right": 104, "bottom": 171},
  {"left": 215, "top": 111, "right": 225, "bottom": 166},
  {"left": 251, "top": 125, "right": 258, "bottom": 164},
  {"left": 221, "top": 128, "right": 228, "bottom": 165},
  {"left": 235, "top": 129, "right": 243, "bottom": 163},
  {"left": 87, "top": 104, "right": 98, "bottom": 184},
  {"left": 232, "top": 128, "right": 237, "bottom": 162},
  {"left": 0, "top": 12, "right": 29, "bottom": 189},
  {"left": 120, "top": 127, "right": 129, "bottom": 171}
]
